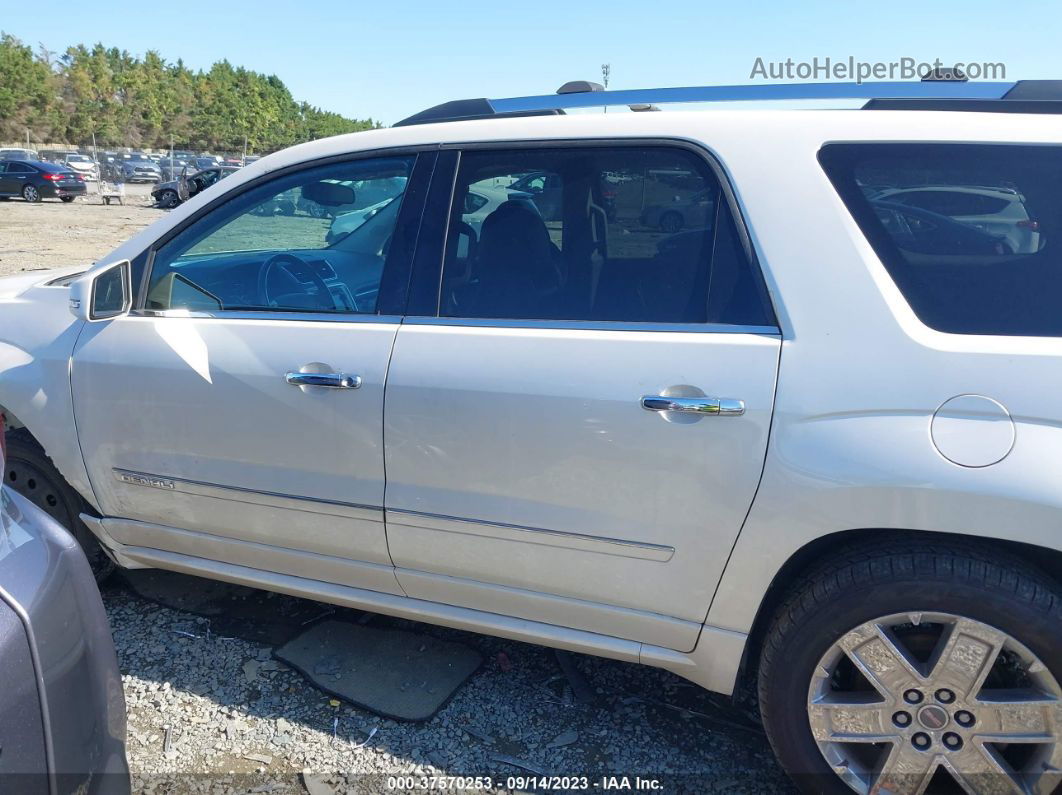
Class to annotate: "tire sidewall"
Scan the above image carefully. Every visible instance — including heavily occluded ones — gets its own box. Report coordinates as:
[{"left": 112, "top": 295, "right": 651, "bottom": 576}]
[
  {"left": 22, "top": 185, "right": 40, "bottom": 202},
  {"left": 761, "top": 573, "right": 1061, "bottom": 793},
  {"left": 3, "top": 433, "right": 113, "bottom": 580}
]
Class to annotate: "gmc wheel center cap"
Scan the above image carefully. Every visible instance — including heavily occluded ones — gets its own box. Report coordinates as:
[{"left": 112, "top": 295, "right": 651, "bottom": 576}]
[{"left": 917, "top": 705, "right": 950, "bottom": 730}]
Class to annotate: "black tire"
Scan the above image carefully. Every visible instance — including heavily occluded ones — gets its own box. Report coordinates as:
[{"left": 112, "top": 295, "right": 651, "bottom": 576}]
[
  {"left": 758, "top": 537, "right": 1061, "bottom": 794},
  {"left": 3, "top": 429, "right": 115, "bottom": 582},
  {"left": 60, "top": 195, "right": 75, "bottom": 203},
  {"left": 659, "top": 210, "right": 683, "bottom": 233},
  {"left": 158, "top": 189, "right": 179, "bottom": 209},
  {"left": 22, "top": 184, "right": 41, "bottom": 203}
]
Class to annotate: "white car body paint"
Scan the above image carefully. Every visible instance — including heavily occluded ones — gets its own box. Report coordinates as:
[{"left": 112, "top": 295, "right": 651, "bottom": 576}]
[{"left": 1, "top": 109, "right": 1061, "bottom": 699}]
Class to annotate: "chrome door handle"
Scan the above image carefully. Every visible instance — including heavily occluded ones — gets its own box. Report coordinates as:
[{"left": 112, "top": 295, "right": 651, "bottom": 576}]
[
  {"left": 641, "top": 395, "right": 744, "bottom": 416},
  {"left": 285, "top": 372, "right": 361, "bottom": 389}
]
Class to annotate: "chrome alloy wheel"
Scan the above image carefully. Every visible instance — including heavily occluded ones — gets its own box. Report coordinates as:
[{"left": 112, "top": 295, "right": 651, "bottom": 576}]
[{"left": 808, "top": 612, "right": 1061, "bottom": 794}]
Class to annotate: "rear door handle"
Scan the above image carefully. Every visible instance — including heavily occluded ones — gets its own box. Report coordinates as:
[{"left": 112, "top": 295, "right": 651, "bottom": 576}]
[
  {"left": 285, "top": 372, "right": 361, "bottom": 389},
  {"left": 641, "top": 395, "right": 744, "bottom": 416}
]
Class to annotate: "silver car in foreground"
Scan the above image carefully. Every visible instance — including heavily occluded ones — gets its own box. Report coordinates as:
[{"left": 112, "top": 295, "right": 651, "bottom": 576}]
[
  {"left": 0, "top": 428, "right": 129, "bottom": 793},
  {"left": 1, "top": 79, "right": 1061, "bottom": 793}
]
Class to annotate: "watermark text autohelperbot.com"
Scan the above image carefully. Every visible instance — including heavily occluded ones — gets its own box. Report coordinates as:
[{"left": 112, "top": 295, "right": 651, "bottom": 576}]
[{"left": 750, "top": 57, "right": 1006, "bottom": 82}]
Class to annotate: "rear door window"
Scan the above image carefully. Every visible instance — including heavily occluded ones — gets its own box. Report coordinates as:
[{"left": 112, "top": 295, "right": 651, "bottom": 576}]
[
  {"left": 820, "top": 143, "right": 1061, "bottom": 336},
  {"left": 440, "top": 146, "right": 774, "bottom": 327}
]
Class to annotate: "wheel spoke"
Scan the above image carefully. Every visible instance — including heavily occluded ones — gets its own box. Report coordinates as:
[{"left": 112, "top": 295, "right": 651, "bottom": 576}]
[
  {"left": 975, "top": 690, "right": 1062, "bottom": 740},
  {"left": 926, "top": 618, "right": 1006, "bottom": 700},
  {"left": 840, "top": 623, "right": 924, "bottom": 699},
  {"left": 869, "top": 742, "right": 937, "bottom": 795},
  {"left": 943, "top": 742, "right": 1031, "bottom": 795},
  {"left": 808, "top": 698, "right": 895, "bottom": 743}
]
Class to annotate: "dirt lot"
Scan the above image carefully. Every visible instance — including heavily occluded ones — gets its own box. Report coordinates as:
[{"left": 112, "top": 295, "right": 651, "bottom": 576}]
[
  {"left": 0, "top": 184, "right": 163, "bottom": 277},
  {"left": 1, "top": 189, "right": 793, "bottom": 793}
]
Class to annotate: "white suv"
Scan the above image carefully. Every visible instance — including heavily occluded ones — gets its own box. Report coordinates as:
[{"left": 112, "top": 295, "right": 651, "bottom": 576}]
[{"left": 2, "top": 80, "right": 1060, "bottom": 794}]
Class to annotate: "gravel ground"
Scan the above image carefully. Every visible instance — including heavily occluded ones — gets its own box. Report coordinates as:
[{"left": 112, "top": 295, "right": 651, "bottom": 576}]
[
  {"left": 3, "top": 183, "right": 794, "bottom": 793},
  {"left": 106, "top": 573, "right": 792, "bottom": 794}
]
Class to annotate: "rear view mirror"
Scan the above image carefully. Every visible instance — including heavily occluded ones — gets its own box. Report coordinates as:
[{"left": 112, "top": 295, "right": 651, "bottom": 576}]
[
  {"left": 303, "top": 181, "right": 355, "bottom": 207},
  {"left": 70, "top": 260, "right": 131, "bottom": 321}
]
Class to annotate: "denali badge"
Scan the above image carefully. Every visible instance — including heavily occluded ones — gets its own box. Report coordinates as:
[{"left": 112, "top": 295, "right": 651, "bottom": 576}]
[{"left": 115, "top": 470, "right": 176, "bottom": 490}]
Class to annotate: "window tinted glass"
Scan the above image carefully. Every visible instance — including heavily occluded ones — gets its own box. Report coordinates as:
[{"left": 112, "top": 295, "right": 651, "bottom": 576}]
[
  {"left": 820, "top": 144, "right": 1061, "bottom": 336},
  {"left": 147, "top": 156, "right": 415, "bottom": 315},
  {"left": 441, "top": 147, "right": 773, "bottom": 326}
]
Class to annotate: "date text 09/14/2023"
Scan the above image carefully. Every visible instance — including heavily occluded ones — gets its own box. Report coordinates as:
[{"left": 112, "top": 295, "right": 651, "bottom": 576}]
[{"left": 386, "top": 775, "right": 664, "bottom": 791}]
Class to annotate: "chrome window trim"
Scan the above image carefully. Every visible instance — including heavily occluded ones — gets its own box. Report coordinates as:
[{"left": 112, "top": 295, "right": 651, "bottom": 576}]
[
  {"left": 129, "top": 309, "right": 403, "bottom": 325},
  {"left": 403, "top": 315, "right": 780, "bottom": 335}
]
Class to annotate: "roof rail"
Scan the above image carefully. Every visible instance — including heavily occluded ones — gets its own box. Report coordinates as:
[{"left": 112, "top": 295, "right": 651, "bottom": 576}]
[{"left": 395, "top": 80, "right": 1062, "bottom": 126}]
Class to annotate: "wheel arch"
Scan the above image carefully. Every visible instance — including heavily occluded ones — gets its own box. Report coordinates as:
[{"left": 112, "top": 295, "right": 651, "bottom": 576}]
[{"left": 733, "top": 527, "right": 1062, "bottom": 700}]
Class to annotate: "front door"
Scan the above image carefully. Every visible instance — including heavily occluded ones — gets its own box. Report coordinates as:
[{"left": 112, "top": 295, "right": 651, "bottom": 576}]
[
  {"left": 384, "top": 143, "right": 780, "bottom": 651},
  {"left": 71, "top": 152, "right": 425, "bottom": 592}
]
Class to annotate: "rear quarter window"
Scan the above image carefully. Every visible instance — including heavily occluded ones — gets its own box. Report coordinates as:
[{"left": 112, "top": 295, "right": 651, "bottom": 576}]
[{"left": 820, "top": 143, "right": 1062, "bottom": 336}]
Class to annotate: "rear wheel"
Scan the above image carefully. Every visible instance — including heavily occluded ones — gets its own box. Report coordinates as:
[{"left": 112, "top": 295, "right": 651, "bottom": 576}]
[
  {"left": 21, "top": 184, "right": 40, "bottom": 203},
  {"left": 60, "top": 195, "right": 75, "bottom": 203},
  {"left": 759, "top": 539, "right": 1061, "bottom": 794},
  {"left": 3, "top": 430, "right": 114, "bottom": 581}
]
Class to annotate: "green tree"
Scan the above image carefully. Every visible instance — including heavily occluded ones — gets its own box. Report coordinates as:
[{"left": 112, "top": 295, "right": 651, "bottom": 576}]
[{"left": 0, "top": 31, "right": 378, "bottom": 151}]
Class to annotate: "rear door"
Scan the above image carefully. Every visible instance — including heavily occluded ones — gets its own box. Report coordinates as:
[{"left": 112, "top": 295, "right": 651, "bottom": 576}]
[{"left": 384, "top": 143, "right": 780, "bottom": 651}]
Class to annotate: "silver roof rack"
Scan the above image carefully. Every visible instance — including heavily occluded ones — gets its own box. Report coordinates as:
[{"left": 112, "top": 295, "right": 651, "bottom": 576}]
[{"left": 394, "top": 80, "right": 1062, "bottom": 126}]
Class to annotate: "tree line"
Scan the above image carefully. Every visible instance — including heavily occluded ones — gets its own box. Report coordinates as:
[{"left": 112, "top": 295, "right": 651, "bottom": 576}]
[{"left": 0, "top": 32, "right": 379, "bottom": 152}]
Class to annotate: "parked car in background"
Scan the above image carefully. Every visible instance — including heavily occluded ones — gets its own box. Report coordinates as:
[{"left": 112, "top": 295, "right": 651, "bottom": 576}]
[
  {"left": 157, "top": 157, "right": 191, "bottom": 180},
  {"left": 0, "top": 425, "right": 130, "bottom": 793},
  {"left": 0, "top": 148, "right": 39, "bottom": 162},
  {"left": 190, "top": 156, "right": 222, "bottom": 171},
  {"left": 243, "top": 155, "right": 261, "bottom": 166},
  {"left": 872, "top": 185, "right": 1042, "bottom": 254},
  {"left": 118, "top": 156, "right": 161, "bottom": 183},
  {"left": 62, "top": 153, "right": 98, "bottom": 181},
  {"left": 507, "top": 170, "right": 563, "bottom": 220},
  {"left": 871, "top": 199, "right": 1014, "bottom": 255},
  {"left": 0, "top": 160, "right": 86, "bottom": 202},
  {"left": 4, "top": 79, "right": 1062, "bottom": 795},
  {"left": 151, "top": 165, "right": 239, "bottom": 208},
  {"left": 640, "top": 187, "right": 714, "bottom": 232}
]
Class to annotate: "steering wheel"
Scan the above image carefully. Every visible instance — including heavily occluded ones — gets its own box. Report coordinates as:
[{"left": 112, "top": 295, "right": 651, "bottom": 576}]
[{"left": 257, "top": 252, "right": 334, "bottom": 311}]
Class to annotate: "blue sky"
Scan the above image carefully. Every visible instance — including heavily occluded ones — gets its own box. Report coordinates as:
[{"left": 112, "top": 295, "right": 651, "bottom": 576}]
[{"left": 3, "top": 0, "right": 1058, "bottom": 125}]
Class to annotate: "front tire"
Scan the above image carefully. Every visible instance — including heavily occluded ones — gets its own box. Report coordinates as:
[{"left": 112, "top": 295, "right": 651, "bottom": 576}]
[
  {"left": 158, "top": 189, "right": 179, "bottom": 209},
  {"left": 759, "top": 538, "right": 1061, "bottom": 794},
  {"left": 3, "top": 430, "right": 115, "bottom": 582}
]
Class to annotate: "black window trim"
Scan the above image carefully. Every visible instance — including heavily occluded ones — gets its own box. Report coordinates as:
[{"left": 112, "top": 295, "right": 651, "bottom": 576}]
[
  {"left": 408, "top": 136, "right": 779, "bottom": 334},
  {"left": 134, "top": 144, "right": 439, "bottom": 318}
]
